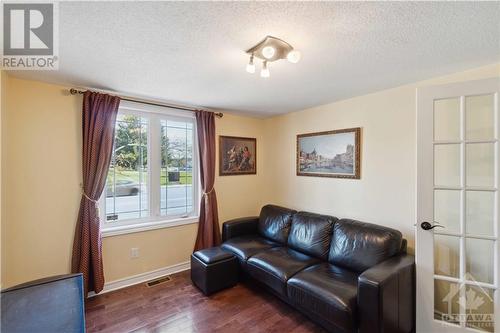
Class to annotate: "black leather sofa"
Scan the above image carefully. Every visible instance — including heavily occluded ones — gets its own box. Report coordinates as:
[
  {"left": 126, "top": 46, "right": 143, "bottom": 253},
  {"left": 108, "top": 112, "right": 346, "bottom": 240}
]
[{"left": 221, "top": 205, "right": 415, "bottom": 333}]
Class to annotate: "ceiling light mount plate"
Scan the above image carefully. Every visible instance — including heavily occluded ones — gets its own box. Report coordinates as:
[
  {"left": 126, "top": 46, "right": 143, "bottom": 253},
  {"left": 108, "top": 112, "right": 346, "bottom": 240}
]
[{"left": 246, "top": 35, "right": 294, "bottom": 62}]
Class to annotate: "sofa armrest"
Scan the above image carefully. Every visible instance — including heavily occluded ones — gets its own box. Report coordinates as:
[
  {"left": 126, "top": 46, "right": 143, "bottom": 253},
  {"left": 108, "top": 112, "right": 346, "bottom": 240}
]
[
  {"left": 222, "top": 216, "right": 259, "bottom": 241},
  {"left": 357, "top": 254, "right": 415, "bottom": 333}
]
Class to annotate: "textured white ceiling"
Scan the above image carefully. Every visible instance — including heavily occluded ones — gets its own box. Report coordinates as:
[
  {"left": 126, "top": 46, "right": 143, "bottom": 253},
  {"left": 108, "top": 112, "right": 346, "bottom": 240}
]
[{"left": 8, "top": 1, "right": 500, "bottom": 117}]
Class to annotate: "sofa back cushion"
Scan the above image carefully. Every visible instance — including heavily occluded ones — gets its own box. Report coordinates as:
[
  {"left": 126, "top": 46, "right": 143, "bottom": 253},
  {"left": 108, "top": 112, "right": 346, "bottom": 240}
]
[
  {"left": 259, "top": 205, "right": 296, "bottom": 244},
  {"left": 288, "top": 212, "right": 337, "bottom": 260},
  {"left": 329, "top": 219, "right": 403, "bottom": 272}
]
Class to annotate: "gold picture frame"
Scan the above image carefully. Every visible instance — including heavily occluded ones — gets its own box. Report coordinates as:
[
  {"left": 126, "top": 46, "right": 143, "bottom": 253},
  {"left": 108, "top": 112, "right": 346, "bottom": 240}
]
[
  {"left": 219, "top": 136, "right": 257, "bottom": 176},
  {"left": 296, "top": 127, "right": 361, "bottom": 179}
]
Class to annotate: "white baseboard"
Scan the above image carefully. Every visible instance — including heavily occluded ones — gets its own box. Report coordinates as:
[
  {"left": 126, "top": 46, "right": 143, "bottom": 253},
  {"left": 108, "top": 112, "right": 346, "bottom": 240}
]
[{"left": 88, "top": 261, "right": 191, "bottom": 297}]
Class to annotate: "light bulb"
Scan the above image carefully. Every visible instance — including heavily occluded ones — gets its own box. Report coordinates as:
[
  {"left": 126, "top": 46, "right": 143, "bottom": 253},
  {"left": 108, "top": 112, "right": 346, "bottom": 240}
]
[
  {"left": 246, "top": 63, "right": 255, "bottom": 74},
  {"left": 287, "top": 50, "right": 301, "bottom": 63},
  {"left": 246, "top": 55, "right": 255, "bottom": 74},
  {"left": 262, "top": 46, "right": 276, "bottom": 59},
  {"left": 260, "top": 61, "right": 270, "bottom": 78}
]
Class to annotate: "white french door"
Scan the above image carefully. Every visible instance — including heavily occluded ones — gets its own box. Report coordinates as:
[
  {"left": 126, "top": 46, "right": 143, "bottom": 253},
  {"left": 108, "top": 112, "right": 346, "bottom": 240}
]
[{"left": 417, "top": 77, "right": 500, "bottom": 333}]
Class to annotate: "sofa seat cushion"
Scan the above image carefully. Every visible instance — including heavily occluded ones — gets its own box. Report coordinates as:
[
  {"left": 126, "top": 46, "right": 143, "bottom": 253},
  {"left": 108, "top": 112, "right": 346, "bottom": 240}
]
[
  {"left": 221, "top": 235, "right": 280, "bottom": 262},
  {"left": 287, "top": 263, "right": 359, "bottom": 333},
  {"left": 246, "top": 247, "right": 320, "bottom": 297}
]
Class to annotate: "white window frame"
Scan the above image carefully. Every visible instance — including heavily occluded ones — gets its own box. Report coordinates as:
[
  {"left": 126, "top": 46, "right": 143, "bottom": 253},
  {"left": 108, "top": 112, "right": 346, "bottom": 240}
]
[{"left": 99, "top": 100, "right": 200, "bottom": 237}]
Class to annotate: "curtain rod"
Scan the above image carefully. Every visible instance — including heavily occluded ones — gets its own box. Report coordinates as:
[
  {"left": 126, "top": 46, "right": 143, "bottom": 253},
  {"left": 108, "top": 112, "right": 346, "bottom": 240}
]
[{"left": 69, "top": 88, "right": 223, "bottom": 118}]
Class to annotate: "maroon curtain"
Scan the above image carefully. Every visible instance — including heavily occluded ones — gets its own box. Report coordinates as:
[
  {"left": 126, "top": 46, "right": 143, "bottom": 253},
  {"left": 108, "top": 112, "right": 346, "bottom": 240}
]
[
  {"left": 194, "top": 111, "right": 221, "bottom": 251},
  {"left": 72, "top": 91, "right": 120, "bottom": 294}
]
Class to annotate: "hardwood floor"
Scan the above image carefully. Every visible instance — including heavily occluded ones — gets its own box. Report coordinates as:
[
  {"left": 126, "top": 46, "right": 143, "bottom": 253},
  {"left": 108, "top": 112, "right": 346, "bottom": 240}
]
[{"left": 85, "top": 270, "right": 325, "bottom": 333}]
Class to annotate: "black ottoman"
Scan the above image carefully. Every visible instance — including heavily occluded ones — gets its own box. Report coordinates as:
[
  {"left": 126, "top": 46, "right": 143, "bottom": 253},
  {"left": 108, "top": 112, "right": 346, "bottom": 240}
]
[{"left": 191, "top": 247, "right": 238, "bottom": 295}]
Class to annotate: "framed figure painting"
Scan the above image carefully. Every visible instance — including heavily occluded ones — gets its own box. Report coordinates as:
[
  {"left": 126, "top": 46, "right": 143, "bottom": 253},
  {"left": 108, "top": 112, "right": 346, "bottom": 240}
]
[
  {"left": 219, "top": 136, "right": 257, "bottom": 176},
  {"left": 297, "top": 127, "right": 361, "bottom": 179}
]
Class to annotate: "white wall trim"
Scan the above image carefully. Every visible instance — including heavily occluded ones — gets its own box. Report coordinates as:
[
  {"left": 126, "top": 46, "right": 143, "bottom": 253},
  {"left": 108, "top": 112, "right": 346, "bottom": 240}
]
[
  {"left": 101, "top": 217, "right": 198, "bottom": 238},
  {"left": 88, "top": 261, "right": 190, "bottom": 297}
]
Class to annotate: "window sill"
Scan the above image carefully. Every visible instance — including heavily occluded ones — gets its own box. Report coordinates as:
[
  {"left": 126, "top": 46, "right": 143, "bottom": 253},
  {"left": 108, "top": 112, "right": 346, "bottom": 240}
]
[{"left": 101, "top": 216, "right": 199, "bottom": 238}]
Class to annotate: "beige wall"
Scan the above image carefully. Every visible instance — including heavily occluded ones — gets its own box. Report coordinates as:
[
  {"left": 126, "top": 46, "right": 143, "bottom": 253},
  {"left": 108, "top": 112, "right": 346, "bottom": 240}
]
[
  {"left": 1, "top": 76, "right": 265, "bottom": 287},
  {"left": 215, "top": 114, "right": 266, "bottom": 222},
  {"left": 262, "top": 63, "right": 500, "bottom": 253},
  {"left": 2, "top": 77, "right": 82, "bottom": 287},
  {"left": 1, "top": 63, "right": 498, "bottom": 288}
]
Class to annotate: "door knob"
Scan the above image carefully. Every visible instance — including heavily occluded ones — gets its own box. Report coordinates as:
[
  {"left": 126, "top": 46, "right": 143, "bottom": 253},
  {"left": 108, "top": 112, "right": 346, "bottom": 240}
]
[{"left": 421, "top": 221, "right": 444, "bottom": 230}]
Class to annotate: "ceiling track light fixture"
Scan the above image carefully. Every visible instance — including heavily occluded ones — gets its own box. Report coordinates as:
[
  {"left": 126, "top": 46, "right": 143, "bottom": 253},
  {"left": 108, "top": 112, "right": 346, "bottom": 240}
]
[{"left": 245, "top": 35, "right": 301, "bottom": 78}]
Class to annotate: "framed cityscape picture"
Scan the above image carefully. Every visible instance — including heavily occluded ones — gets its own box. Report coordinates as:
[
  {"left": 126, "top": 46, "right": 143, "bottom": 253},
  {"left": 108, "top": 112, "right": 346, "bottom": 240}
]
[
  {"left": 219, "top": 136, "right": 257, "bottom": 176},
  {"left": 297, "top": 127, "right": 361, "bottom": 179}
]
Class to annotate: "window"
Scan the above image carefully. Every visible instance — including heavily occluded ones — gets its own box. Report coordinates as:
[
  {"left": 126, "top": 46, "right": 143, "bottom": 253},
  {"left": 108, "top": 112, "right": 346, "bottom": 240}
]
[
  {"left": 100, "top": 101, "right": 198, "bottom": 235},
  {"left": 106, "top": 114, "right": 149, "bottom": 221},
  {"left": 160, "top": 119, "right": 194, "bottom": 216}
]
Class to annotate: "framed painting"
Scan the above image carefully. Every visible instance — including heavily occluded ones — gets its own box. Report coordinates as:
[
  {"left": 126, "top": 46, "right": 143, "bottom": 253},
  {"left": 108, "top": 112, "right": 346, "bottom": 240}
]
[
  {"left": 219, "top": 136, "right": 257, "bottom": 176},
  {"left": 297, "top": 127, "right": 361, "bottom": 179}
]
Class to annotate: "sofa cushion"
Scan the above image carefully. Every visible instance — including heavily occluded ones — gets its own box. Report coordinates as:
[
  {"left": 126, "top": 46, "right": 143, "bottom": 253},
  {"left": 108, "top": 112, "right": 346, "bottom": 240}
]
[
  {"left": 258, "top": 205, "right": 296, "bottom": 244},
  {"left": 329, "top": 219, "right": 403, "bottom": 272},
  {"left": 246, "top": 247, "right": 320, "bottom": 297},
  {"left": 221, "top": 235, "right": 280, "bottom": 262},
  {"left": 287, "top": 263, "right": 359, "bottom": 333},
  {"left": 288, "top": 211, "right": 336, "bottom": 260}
]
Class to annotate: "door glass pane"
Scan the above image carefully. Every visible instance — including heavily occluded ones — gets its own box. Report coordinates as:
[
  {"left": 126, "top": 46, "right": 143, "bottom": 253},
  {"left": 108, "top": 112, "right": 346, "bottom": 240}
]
[
  {"left": 434, "top": 144, "right": 461, "bottom": 187},
  {"left": 466, "top": 191, "right": 495, "bottom": 236},
  {"left": 434, "top": 98, "right": 460, "bottom": 141},
  {"left": 430, "top": 90, "right": 497, "bottom": 332},
  {"left": 466, "top": 238, "right": 494, "bottom": 284},
  {"left": 465, "top": 285, "right": 495, "bottom": 332},
  {"left": 434, "top": 235, "right": 460, "bottom": 277},
  {"left": 466, "top": 94, "right": 494, "bottom": 141},
  {"left": 434, "top": 190, "right": 461, "bottom": 233},
  {"left": 466, "top": 143, "right": 494, "bottom": 187},
  {"left": 434, "top": 279, "right": 460, "bottom": 324}
]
